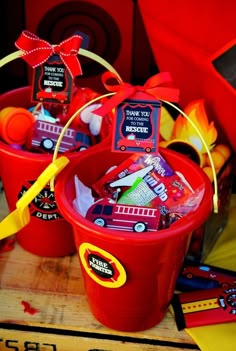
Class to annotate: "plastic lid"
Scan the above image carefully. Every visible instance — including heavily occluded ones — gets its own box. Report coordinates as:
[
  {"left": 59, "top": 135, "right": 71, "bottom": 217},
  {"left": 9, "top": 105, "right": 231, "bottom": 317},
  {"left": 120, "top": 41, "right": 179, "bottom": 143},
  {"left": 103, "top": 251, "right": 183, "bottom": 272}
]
[
  {"left": 0, "top": 107, "right": 14, "bottom": 134},
  {"left": 0, "top": 107, "right": 35, "bottom": 145}
]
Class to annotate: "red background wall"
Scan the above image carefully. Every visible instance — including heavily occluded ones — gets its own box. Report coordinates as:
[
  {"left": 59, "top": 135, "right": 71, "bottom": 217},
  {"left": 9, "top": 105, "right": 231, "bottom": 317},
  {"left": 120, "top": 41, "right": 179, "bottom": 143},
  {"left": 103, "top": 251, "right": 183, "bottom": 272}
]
[{"left": 0, "top": 0, "right": 157, "bottom": 94}]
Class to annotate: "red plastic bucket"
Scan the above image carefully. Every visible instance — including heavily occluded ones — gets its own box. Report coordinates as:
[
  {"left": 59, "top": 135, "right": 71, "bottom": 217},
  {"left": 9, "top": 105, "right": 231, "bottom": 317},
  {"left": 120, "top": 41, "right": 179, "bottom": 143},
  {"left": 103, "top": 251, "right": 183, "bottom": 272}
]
[
  {"left": 55, "top": 146, "right": 213, "bottom": 331},
  {"left": 0, "top": 87, "right": 109, "bottom": 257},
  {"left": 0, "top": 142, "right": 77, "bottom": 256}
]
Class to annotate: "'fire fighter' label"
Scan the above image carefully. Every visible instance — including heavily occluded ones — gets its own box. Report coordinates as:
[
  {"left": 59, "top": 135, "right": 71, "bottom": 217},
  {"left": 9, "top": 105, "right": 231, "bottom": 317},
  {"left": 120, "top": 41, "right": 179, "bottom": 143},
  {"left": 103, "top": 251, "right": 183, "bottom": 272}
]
[{"left": 79, "top": 243, "right": 126, "bottom": 288}]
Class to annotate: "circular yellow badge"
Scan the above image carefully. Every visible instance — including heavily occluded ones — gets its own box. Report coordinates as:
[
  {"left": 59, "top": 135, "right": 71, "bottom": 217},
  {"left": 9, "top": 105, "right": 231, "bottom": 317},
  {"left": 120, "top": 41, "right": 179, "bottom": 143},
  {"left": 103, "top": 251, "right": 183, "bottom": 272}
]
[{"left": 79, "top": 243, "right": 127, "bottom": 288}]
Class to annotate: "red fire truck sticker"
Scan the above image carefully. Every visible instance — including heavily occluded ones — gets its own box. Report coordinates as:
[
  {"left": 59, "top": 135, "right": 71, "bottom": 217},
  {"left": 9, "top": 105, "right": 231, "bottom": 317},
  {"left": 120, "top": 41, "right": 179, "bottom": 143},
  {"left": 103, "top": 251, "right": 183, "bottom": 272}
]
[
  {"left": 31, "top": 120, "right": 92, "bottom": 153},
  {"left": 18, "top": 181, "right": 62, "bottom": 221},
  {"left": 79, "top": 243, "right": 127, "bottom": 288},
  {"left": 85, "top": 198, "right": 161, "bottom": 232}
]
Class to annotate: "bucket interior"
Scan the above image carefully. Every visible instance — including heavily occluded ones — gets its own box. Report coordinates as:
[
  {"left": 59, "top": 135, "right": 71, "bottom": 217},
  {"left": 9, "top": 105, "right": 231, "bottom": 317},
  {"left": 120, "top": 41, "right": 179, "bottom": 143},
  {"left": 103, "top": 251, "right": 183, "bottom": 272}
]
[
  {"left": 0, "top": 86, "right": 32, "bottom": 109},
  {"left": 55, "top": 146, "right": 213, "bottom": 243}
]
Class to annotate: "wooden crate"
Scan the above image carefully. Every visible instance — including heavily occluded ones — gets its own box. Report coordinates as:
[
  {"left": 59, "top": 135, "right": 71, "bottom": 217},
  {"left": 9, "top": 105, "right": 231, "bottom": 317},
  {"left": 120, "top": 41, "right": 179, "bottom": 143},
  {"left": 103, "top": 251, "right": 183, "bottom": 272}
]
[
  {"left": 0, "top": 189, "right": 8, "bottom": 220},
  {"left": 0, "top": 191, "right": 198, "bottom": 351}
]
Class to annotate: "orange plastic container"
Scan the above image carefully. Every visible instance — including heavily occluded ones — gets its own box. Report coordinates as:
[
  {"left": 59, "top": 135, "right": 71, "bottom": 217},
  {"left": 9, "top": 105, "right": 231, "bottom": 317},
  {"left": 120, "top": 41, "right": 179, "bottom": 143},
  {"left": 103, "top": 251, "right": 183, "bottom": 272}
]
[{"left": 55, "top": 146, "right": 213, "bottom": 331}]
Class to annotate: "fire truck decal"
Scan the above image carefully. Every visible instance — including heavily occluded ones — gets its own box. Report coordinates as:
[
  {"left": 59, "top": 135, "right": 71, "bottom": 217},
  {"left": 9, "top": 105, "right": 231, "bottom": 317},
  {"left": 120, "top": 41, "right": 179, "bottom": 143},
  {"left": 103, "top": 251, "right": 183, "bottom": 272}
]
[
  {"left": 31, "top": 120, "right": 92, "bottom": 153},
  {"left": 86, "top": 198, "right": 161, "bottom": 233},
  {"left": 117, "top": 134, "right": 155, "bottom": 153},
  {"left": 177, "top": 261, "right": 236, "bottom": 291}
]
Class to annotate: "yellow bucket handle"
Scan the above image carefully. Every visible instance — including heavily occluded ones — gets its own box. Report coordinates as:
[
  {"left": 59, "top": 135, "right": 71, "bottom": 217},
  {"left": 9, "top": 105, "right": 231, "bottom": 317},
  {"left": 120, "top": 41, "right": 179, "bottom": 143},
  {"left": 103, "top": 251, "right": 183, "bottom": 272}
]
[{"left": 51, "top": 95, "right": 218, "bottom": 213}]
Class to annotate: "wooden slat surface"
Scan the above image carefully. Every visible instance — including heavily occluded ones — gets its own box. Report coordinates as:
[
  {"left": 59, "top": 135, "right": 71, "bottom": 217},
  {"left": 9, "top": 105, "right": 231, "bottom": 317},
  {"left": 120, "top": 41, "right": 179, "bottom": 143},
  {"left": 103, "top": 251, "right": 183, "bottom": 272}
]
[
  {"left": 0, "top": 190, "right": 8, "bottom": 220},
  {"left": 0, "top": 191, "right": 196, "bottom": 350}
]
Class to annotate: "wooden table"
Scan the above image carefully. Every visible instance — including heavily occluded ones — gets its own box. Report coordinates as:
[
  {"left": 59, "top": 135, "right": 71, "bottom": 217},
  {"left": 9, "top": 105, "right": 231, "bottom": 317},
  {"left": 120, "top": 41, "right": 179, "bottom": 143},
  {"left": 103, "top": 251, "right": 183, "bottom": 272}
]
[{"left": 0, "top": 191, "right": 198, "bottom": 351}]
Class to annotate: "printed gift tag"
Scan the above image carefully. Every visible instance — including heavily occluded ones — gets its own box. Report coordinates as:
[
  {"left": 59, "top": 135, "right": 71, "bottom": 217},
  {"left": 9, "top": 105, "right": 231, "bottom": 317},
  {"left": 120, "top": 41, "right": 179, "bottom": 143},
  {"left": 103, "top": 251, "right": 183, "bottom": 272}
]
[
  {"left": 112, "top": 94, "right": 161, "bottom": 154},
  {"left": 15, "top": 31, "right": 83, "bottom": 105},
  {"left": 32, "top": 54, "right": 73, "bottom": 105}
]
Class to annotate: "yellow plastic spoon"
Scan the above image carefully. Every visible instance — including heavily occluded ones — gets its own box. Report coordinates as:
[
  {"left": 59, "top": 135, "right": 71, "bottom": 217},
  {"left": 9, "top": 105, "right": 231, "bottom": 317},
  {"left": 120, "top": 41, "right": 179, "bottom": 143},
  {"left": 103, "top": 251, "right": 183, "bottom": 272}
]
[{"left": 0, "top": 156, "right": 69, "bottom": 240}]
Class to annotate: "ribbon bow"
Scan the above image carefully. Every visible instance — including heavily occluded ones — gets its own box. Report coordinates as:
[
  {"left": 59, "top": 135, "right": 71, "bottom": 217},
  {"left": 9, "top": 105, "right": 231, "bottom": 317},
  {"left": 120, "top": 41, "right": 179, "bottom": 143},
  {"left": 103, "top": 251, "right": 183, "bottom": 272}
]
[
  {"left": 15, "top": 30, "right": 83, "bottom": 78},
  {"left": 93, "top": 71, "right": 180, "bottom": 117}
]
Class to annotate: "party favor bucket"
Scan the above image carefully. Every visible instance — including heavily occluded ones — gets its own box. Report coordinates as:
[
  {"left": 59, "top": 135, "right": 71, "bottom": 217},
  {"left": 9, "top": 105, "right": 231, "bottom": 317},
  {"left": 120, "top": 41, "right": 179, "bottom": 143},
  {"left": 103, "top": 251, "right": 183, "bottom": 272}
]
[
  {"left": 55, "top": 145, "right": 213, "bottom": 331},
  {"left": 0, "top": 86, "right": 75, "bottom": 256},
  {"left": 0, "top": 43, "right": 120, "bottom": 256}
]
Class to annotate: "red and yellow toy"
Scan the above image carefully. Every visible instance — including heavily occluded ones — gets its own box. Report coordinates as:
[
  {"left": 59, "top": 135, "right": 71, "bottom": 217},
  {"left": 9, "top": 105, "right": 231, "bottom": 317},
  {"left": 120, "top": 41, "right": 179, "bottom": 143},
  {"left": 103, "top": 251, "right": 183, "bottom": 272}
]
[
  {"left": 159, "top": 99, "right": 233, "bottom": 262},
  {"left": 159, "top": 99, "right": 232, "bottom": 182}
]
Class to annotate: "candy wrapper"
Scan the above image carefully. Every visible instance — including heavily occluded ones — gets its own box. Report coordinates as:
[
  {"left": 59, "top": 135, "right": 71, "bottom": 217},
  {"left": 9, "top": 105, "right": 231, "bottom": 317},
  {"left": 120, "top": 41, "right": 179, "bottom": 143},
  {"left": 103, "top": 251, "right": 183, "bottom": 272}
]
[{"left": 93, "top": 151, "right": 195, "bottom": 217}]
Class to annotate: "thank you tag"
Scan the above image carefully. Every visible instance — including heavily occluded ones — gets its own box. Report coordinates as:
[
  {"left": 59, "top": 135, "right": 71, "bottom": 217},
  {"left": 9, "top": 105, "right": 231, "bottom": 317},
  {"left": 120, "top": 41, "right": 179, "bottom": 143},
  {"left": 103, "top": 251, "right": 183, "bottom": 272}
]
[
  {"left": 112, "top": 95, "right": 161, "bottom": 154},
  {"left": 32, "top": 54, "right": 72, "bottom": 105}
]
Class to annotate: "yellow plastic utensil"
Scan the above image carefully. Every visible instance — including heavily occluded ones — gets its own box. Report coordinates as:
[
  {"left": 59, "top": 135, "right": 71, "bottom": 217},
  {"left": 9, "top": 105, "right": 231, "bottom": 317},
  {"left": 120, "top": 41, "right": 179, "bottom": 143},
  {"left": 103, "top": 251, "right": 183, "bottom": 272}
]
[{"left": 0, "top": 156, "right": 69, "bottom": 240}]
